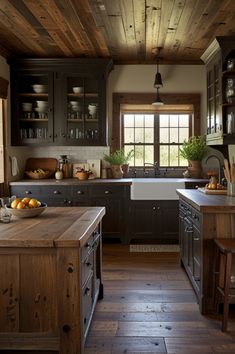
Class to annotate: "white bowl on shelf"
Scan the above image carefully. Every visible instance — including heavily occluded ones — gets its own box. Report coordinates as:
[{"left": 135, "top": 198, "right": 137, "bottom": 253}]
[
  {"left": 72, "top": 87, "right": 83, "bottom": 93},
  {"left": 36, "top": 101, "right": 48, "bottom": 108},
  {"left": 22, "top": 102, "right": 32, "bottom": 112},
  {"left": 35, "top": 107, "right": 48, "bottom": 113},
  {"left": 32, "top": 84, "right": 47, "bottom": 93}
]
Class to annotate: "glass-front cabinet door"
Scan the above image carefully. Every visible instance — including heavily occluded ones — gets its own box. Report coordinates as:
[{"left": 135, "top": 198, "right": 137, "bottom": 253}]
[
  {"left": 11, "top": 72, "right": 54, "bottom": 145},
  {"left": 58, "top": 73, "right": 106, "bottom": 145}
]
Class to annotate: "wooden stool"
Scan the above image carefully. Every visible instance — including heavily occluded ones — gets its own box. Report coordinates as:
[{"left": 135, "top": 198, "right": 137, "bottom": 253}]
[{"left": 214, "top": 239, "right": 235, "bottom": 331}]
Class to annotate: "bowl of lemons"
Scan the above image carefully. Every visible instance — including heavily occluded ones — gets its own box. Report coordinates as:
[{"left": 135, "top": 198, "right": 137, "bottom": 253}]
[{"left": 6, "top": 197, "right": 47, "bottom": 218}]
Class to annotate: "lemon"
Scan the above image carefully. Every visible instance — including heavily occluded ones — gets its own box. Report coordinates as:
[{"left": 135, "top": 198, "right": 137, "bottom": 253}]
[
  {"left": 11, "top": 198, "right": 21, "bottom": 209},
  {"left": 29, "top": 198, "right": 40, "bottom": 208},
  {"left": 22, "top": 197, "right": 30, "bottom": 205},
  {"left": 16, "top": 201, "right": 26, "bottom": 209}
]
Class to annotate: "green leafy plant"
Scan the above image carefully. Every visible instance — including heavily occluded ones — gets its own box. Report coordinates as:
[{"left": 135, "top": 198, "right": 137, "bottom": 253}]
[
  {"left": 103, "top": 149, "right": 134, "bottom": 165},
  {"left": 179, "top": 136, "right": 207, "bottom": 161}
]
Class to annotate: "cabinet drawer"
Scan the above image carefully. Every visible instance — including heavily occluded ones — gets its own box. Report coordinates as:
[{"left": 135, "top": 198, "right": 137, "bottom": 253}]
[
  {"left": 72, "top": 186, "right": 88, "bottom": 205},
  {"left": 82, "top": 276, "right": 93, "bottom": 335},
  {"left": 89, "top": 185, "right": 127, "bottom": 198},
  {"left": 81, "top": 252, "right": 93, "bottom": 286},
  {"left": 40, "top": 185, "right": 72, "bottom": 198},
  {"left": 81, "top": 234, "right": 94, "bottom": 261},
  {"left": 10, "top": 186, "right": 42, "bottom": 198}
]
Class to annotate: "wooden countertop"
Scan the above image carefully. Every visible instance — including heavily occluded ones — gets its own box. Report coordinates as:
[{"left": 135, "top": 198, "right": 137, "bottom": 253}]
[
  {"left": 176, "top": 189, "right": 235, "bottom": 213},
  {"left": 0, "top": 206, "right": 105, "bottom": 248}
]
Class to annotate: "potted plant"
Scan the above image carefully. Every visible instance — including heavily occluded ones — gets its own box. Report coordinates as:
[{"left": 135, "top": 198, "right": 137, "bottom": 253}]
[
  {"left": 179, "top": 136, "right": 207, "bottom": 178},
  {"left": 103, "top": 149, "right": 134, "bottom": 178}
]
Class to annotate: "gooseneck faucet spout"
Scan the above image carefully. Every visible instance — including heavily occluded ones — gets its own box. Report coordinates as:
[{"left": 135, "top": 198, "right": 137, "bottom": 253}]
[
  {"left": 144, "top": 162, "right": 160, "bottom": 177},
  {"left": 205, "top": 155, "right": 222, "bottom": 183}
]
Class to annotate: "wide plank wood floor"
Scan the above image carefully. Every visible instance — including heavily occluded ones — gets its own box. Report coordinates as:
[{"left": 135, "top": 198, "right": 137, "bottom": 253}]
[{"left": 85, "top": 244, "right": 235, "bottom": 354}]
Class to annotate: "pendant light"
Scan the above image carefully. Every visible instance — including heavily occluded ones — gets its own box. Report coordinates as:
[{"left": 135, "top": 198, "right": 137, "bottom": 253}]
[{"left": 152, "top": 47, "right": 164, "bottom": 105}]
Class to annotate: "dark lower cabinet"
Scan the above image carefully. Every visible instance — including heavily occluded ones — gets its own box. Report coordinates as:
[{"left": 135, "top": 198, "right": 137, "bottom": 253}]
[
  {"left": 128, "top": 200, "right": 179, "bottom": 244},
  {"left": 10, "top": 183, "right": 129, "bottom": 244},
  {"left": 179, "top": 199, "right": 202, "bottom": 304},
  {"left": 88, "top": 185, "right": 128, "bottom": 242}
]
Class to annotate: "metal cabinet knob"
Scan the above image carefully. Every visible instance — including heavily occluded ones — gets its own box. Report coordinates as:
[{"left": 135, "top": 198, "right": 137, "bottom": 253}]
[
  {"left": 105, "top": 190, "right": 111, "bottom": 194},
  {"left": 193, "top": 237, "right": 200, "bottom": 241},
  {"left": 53, "top": 190, "right": 60, "bottom": 195},
  {"left": 25, "top": 191, "right": 32, "bottom": 195},
  {"left": 77, "top": 190, "right": 84, "bottom": 195},
  {"left": 153, "top": 206, "right": 156, "bottom": 210}
]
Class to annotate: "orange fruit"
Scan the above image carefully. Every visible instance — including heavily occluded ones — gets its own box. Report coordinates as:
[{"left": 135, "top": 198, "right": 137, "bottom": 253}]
[
  {"left": 22, "top": 197, "right": 30, "bottom": 205},
  {"left": 29, "top": 198, "right": 40, "bottom": 208},
  {"left": 11, "top": 198, "right": 21, "bottom": 209},
  {"left": 16, "top": 201, "right": 26, "bottom": 209}
]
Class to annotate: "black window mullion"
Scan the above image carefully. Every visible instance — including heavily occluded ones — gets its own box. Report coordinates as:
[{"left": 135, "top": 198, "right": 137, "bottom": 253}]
[{"left": 155, "top": 113, "right": 159, "bottom": 165}]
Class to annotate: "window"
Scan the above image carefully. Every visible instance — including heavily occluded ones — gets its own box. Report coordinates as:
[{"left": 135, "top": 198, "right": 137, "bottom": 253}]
[{"left": 122, "top": 110, "right": 191, "bottom": 168}]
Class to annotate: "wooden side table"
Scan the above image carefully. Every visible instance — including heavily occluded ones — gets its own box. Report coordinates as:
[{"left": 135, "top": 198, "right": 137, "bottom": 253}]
[{"left": 214, "top": 239, "right": 235, "bottom": 331}]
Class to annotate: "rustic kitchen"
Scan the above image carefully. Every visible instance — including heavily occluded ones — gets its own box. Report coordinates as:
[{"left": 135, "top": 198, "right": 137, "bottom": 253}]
[{"left": 1, "top": 1, "right": 235, "bottom": 353}]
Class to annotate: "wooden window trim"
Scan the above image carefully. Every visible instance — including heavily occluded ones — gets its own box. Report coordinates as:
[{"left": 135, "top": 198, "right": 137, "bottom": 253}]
[{"left": 112, "top": 93, "right": 201, "bottom": 152}]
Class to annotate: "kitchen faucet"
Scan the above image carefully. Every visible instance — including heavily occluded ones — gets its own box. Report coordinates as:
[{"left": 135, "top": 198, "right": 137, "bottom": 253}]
[
  {"left": 205, "top": 155, "right": 223, "bottom": 183},
  {"left": 143, "top": 162, "right": 160, "bottom": 177}
]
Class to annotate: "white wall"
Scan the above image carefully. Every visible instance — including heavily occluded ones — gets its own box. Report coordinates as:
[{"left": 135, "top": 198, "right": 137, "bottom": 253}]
[
  {"left": 108, "top": 64, "right": 207, "bottom": 135},
  {"left": 0, "top": 55, "right": 208, "bottom": 179}
]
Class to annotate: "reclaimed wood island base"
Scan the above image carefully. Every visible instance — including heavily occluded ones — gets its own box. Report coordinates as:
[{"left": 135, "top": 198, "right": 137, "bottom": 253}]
[{"left": 0, "top": 206, "right": 105, "bottom": 354}]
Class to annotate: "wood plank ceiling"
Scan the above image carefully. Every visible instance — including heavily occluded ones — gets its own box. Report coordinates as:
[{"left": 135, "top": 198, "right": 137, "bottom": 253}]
[{"left": 0, "top": 0, "right": 235, "bottom": 64}]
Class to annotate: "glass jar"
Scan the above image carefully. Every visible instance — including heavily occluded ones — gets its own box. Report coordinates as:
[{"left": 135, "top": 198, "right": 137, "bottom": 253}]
[{"left": 226, "top": 79, "right": 235, "bottom": 103}]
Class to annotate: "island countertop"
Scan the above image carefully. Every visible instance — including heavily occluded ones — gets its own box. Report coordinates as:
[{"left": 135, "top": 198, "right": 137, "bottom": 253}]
[
  {"left": 0, "top": 206, "right": 105, "bottom": 248},
  {"left": 176, "top": 188, "right": 235, "bottom": 212}
]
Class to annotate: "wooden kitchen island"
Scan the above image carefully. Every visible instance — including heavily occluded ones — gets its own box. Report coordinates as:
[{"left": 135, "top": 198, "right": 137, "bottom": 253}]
[
  {"left": 177, "top": 189, "right": 235, "bottom": 315},
  {"left": 0, "top": 206, "right": 105, "bottom": 354}
]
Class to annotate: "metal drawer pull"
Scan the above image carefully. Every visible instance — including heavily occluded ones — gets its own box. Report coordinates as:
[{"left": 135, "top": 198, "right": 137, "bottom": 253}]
[
  {"left": 25, "top": 191, "right": 32, "bottom": 195},
  {"left": 77, "top": 190, "right": 84, "bottom": 195},
  {"left": 185, "top": 226, "right": 193, "bottom": 232},
  {"left": 53, "top": 190, "right": 60, "bottom": 195},
  {"left": 85, "top": 242, "right": 92, "bottom": 248},
  {"left": 104, "top": 190, "right": 111, "bottom": 194},
  {"left": 193, "top": 237, "right": 200, "bottom": 241},
  {"left": 85, "top": 287, "right": 90, "bottom": 295},
  {"left": 86, "top": 262, "right": 92, "bottom": 267}
]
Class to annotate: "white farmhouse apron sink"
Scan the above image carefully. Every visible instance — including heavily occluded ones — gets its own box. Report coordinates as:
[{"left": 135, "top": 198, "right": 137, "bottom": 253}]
[{"left": 130, "top": 178, "right": 185, "bottom": 200}]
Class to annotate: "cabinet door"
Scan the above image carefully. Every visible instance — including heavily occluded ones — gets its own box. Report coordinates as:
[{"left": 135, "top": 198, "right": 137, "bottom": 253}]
[
  {"left": 55, "top": 72, "right": 107, "bottom": 146},
  {"left": 11, "top": 71, "right": 54, "bottom": 145},
  {"left": 130, "top": 201, "right": 156, "bottom": 242},
  {"left": 192, "top": 224, "right": 201, "bottom": 285},
  {"left": 88, "top": 186, "right": 126, "bottom": 241},
  {"left": 158, "top": 201, "right": 179, "bottom": 243}
]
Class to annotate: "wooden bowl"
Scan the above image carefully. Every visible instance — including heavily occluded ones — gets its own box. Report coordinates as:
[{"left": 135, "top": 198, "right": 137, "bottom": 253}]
[
  {"left": 6, "top": 203, "right": 47, "bottom": 218},
  {"left": 25, "top": 170, "right": 52, "bottom": 179},
  {"left": 76, "top": 171, "right": 90, "bottom": 180}
]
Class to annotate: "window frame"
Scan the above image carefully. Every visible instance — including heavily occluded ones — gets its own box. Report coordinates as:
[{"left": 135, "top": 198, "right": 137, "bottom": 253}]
[
  {"left": 112, "top": 92, "right": 201, "bottom": 154},
  {"left": 121, "top": 111, "right": 192, "bottom": 168}
]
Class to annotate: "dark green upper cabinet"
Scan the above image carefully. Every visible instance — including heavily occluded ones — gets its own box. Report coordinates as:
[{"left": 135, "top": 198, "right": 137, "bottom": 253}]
[
  {"left": 10, "top": 58, "right": 113, "bottom": 146},
  {"left": 201, "top": 36, "right": 235, "bottom": 145}
]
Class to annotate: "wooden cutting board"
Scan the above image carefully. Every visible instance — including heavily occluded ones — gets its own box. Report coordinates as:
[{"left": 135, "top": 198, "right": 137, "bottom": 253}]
[
  {"left": 25, "top": 158, "right": 58, "bottom": 174},
  {"left": 198, "top": 187, "right": 227, "bottom": 195}
]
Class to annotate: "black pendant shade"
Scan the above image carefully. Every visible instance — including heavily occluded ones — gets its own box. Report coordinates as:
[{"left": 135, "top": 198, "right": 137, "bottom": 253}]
[
  {"left": 152, "top": 47, "right": 164, "bottom": 105},
  {"left": 152, "top": 87, "right": 164, "bottom": 106},
  {"left": 154, "top": 66, "right": 163, "bottom": 88}
]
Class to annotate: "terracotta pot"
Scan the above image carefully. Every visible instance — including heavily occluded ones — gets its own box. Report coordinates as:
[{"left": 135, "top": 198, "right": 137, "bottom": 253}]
[
  {"left": 111, "top": 164, "right": 123, "bottom": 179},
  {"left": 122, "top": 163, "right": 129, "bottom": 177},
  {"left": 188, "top": 160, "right": 202, "bottom": 178},
  {"left": 76, "top": 171, "right": 90, "bottom": 180}
]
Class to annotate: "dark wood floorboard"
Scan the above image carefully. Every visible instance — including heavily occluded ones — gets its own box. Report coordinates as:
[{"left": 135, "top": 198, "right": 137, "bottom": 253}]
[{"left": 85, "top": 244, "right": 235, "bottom": 354}]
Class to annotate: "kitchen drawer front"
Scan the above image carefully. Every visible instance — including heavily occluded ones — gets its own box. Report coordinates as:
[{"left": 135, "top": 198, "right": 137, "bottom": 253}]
[
  {"left": 82, "top": 275, "right": 93, "bottom": 335},
  {"left": 81, "top": 234, "right": 95, "bottom": 261},
  {"left": 10, "top": 186, "right": 42, "bottom": 198},
  {"left": 72, "top": 185, "right": 88, "bottom": 206},
  {"left": 39, "top": 186, "right": 73, "bottom": 206},
  {"left": 81, "top": 252, "right": 94, "bottom": 286},
  {"left": 89, "top": 185, "right": 127, "bottom": 198}
]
